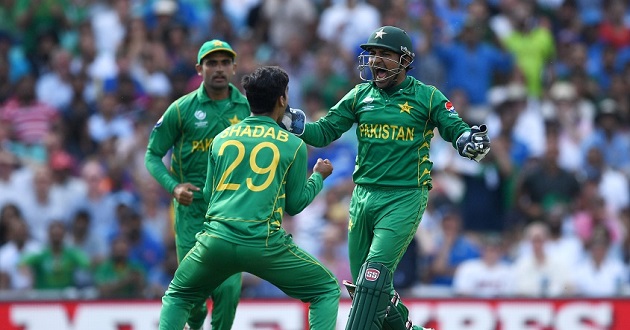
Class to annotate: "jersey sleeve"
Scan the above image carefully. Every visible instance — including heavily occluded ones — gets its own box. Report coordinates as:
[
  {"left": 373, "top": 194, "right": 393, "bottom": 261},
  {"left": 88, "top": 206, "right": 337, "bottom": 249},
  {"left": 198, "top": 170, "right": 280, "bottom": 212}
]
[
  {"left": 300, "top": 86, "right": 358, "bottom": 147},
  {"left": 428, "top": 88, "right": 471, "bottom": 149},
  {"left": 284, "top": 141, "right": 324, "bottom": 216},
  {"left": 144, "top": 102, "right": 181, "bottom": 194},
  {"left": 203, "top": 141, "right": 216, "bottom": 203}
]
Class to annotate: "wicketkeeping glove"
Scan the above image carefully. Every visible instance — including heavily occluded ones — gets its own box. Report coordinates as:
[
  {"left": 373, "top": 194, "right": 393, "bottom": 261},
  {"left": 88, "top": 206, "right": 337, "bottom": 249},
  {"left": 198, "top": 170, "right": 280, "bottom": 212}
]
[
  {"left": 279, "top": 105, "right": 305, "bottom": 136},
  {"left": 456, "top": 124, "right": 490, "bottom": 162}
]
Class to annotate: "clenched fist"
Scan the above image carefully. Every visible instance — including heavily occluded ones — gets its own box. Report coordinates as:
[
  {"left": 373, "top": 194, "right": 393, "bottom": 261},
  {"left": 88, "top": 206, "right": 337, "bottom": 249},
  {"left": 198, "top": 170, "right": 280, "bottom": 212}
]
[
  {"left": 173, "top": 182, "right": 200, "bottom": 206},
  {"left": 313, "top": 158, "right": 333, "bottom": 180}
]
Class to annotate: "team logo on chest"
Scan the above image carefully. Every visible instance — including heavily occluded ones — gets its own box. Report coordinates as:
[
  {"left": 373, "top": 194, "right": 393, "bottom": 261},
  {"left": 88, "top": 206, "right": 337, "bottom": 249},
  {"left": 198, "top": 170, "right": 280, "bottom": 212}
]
[
  {"left": 194, "top": 110, "right": 208, "bottom": 128},
  {"left": 194, "top": 110, "right": 206, "bottom": 120},
  {"left": 398, "top": 101, "right": 412, "bottom": 114}
]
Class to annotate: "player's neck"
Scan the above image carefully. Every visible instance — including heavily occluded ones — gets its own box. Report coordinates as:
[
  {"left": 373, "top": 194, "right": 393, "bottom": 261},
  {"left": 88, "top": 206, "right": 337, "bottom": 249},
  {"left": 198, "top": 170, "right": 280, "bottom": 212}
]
[{"left": 206, "top": 86, "right": 230, "bottom": 101}]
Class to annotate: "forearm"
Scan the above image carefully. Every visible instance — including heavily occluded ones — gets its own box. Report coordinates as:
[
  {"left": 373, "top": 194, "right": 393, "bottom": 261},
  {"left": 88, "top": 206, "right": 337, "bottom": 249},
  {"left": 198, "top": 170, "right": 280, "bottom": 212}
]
[
  {"left": 301, "top": 123, "right": 338, "bottom": 147},
  {"left": 145, "top": 151, "right": 178, "bottom": 194},
  {"left": 285, "top": 172, "right": 323, "bottom": 215}
]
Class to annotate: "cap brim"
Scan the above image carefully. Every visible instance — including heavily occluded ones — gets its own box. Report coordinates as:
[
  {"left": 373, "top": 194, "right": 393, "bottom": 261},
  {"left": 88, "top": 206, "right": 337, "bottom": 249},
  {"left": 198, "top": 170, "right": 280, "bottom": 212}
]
[
  {"left": 360, "top": 43, "right": 399, "bottom": 53},
  {"left": 198, "top": 48, "right": 237, "bottom": 63}
]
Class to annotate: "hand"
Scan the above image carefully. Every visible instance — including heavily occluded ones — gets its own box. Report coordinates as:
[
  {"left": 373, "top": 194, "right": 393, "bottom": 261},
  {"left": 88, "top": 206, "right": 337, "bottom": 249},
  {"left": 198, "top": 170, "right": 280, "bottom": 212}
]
[
  {"left": 279, "top": 106, "right": 305, "bottom": 136},
  {"left": 173, "top": 183, "right": 200, "bottom": 206},
  {"left": 456, "top": 124, "right": 491, "bottom": 162},
  {"left": 313, "top": 158, "right": 333, "bottom": 180}
]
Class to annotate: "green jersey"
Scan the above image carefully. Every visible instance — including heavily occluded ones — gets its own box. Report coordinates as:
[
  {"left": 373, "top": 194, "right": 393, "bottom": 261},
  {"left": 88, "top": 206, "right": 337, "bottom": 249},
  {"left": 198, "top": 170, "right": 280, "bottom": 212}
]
[
  {"left": 203, "top": 116, "right": 323, "bottom": 246},
  {"left": 145, "top": 83, "right": 250, "bottom": 200},
  {"left": 20, "top": 246, "right": 90, "bottom": 289},
  {"left": 301, "top": 76, "right": 470, "bottom": 188}
]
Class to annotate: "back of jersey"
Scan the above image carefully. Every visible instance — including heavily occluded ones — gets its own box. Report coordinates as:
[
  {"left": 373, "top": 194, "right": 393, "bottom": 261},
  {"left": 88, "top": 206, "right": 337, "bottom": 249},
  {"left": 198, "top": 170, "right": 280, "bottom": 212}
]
[{"left": 204, "top": 116, "right": 300, "bottom": 245}]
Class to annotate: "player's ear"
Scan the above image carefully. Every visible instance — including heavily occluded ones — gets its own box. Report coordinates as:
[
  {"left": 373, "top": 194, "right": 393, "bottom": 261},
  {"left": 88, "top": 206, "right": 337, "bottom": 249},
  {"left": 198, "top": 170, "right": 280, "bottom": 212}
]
[
  {"left": 278, "top": 94, "right": 286, "bottom": 108},
  {"left": 195, "top": 63, "right": 202, "bottom": 76}
]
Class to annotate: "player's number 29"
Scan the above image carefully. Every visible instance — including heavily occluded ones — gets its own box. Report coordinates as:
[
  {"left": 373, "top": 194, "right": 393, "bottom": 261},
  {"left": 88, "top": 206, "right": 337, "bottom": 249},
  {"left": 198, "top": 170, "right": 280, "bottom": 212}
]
[{"left": 216, "top": 140, "right": 280, "bottom": 192}]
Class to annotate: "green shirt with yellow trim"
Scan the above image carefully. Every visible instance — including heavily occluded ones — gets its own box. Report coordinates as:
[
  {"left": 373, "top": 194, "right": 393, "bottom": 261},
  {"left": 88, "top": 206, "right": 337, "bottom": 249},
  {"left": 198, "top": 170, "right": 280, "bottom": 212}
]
[
  {"left": 145, "top": 83, "right": 250, "bottom": 200},
  {"left": 301, "top": 76, "right": 470, "bottom": 189},
  {"left": 203, "top": 116, "right": 323, "bottom": 247}
]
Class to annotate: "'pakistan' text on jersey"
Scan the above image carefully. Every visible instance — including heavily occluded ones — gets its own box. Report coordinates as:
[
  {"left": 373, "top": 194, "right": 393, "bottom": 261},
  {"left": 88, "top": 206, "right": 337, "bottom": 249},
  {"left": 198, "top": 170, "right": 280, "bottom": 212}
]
[
  {"left": 203, "top": 116, "right": 323, "bottom": 246},
  {"left": 145, "top": 83, "right": 250, "bottom": 199},
  {"left": 301, "top": 76, "right": 470, "bottom": 188}
]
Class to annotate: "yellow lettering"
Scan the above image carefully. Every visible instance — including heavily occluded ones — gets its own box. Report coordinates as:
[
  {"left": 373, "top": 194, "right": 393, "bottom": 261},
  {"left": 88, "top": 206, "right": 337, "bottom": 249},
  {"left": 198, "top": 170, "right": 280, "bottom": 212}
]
[
  {"left": 406, "top": 127, "right": 414, "bottom": 141},
  {"left": 396, "top": 127, "right": 405, "bottom": 140},
  {"left": 277, "top": 130, "right": 289, "bottom": 142},
  {"left": 192, "top": 140, "right": 202, "bottom": 152},
  {"left": 240, "top": 125, "right": 252, "bottom": 137},
  {"left": 381, "top": 125, "right": 389, "bottom": 139},
  {"left": 253, "top": 126, "right": 265, "bottom": 137},
  {"left": 205, "top": 138, "right": 212, "bottom": 151},
  {"left": 220, "top": 130, "right": 229, "bottom": 138},
  {"left": 263, "top": 127, "right": 276, "bottom": 139},
  {"left": 228, "top": 125, "right": 242, "bottom": 137},
  {"left": 389, "top": 125, "right": 398, "bottom": 139}
]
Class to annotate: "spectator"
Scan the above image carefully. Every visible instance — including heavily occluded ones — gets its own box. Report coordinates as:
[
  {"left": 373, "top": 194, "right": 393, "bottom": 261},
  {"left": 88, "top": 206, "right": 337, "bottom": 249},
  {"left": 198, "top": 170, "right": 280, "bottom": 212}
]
[
  {"left": 65, "top": 210, "right": 107, "bottom": 267},
  {"left": 19, "top": 221, "right": 91, "bottom": 290},
  {"left": 428, "top": 208, "right": 481, "bottom": 287},
  {"left": 432, "top": 19, "right": 513, "bottom": 107},
  {"left": 93, "top": 236, "right": 146, "bottom": 299},
  {"left": 262, "top": 0, "right": 317, "bottom": 50},
  {"left": 0, "top": 74, "right": 60, "bottom": 164},
  {"left": 514, "top": 124, "right": 581, "bottom": 224},
  {"left": 500, "top": 1, "right": 556, "bottom": 97},
  {"left": 571, "top": 228, "right": 628, "bottom": 297},
  {"left": 511, "top": 222, "right": 573, "bottom": 297},
  {"left": 18, "top": 165, "right": 68, "bottom": 242},
  {"left": 581, "top": 98, "right": 630, "bottom": 177},
  {"left": 109, "top": 205, "right": 165, "bottom": 275},
  {"left": 0, "top": 217, "right": 41, "bottom": 290},
  {"left": 87, "top": 93, "right": 134, "bottom": 144},
  {"left": 452, "top": 234, "right": 512, "bottom": 297},
  {"left": 35, "top": 48, "right": 74, "bottom": 111},
  {"left": 317, "top": 0, "right": 380, "bottom": 60}
]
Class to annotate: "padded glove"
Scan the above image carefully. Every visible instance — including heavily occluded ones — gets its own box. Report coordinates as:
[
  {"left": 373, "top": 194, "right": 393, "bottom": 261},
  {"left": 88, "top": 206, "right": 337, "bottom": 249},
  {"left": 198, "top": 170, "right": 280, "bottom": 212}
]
[
  {"left": 279, "top": 106, "right": 305, "bottom": 136},
  {"left": 456, "top": 124, "right": 490, "bottom": 162}
]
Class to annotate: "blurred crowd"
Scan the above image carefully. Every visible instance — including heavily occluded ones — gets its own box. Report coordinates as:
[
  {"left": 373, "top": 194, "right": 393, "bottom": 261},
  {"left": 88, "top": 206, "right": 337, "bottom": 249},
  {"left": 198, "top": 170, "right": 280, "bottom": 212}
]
[{"left": 1, "top": 0, "right": 630, "bottom": 301}]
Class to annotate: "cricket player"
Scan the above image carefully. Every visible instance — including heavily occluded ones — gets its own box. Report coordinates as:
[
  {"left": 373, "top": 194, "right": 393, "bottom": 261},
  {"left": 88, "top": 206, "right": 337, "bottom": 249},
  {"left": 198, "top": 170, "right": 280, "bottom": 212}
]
[
  {"left": 281, "top": 26, "right": 491, "bottom": 329},
  {"left": 158, "top": 66, "right": 340, "bottom": 330},
  {"left": 145, "top": 39, "right": 249, "bottom": 330}
]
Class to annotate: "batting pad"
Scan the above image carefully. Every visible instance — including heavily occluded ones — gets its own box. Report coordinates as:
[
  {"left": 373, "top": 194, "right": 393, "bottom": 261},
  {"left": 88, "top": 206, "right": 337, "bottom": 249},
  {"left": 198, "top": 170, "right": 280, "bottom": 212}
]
[
  {"left": 345, "top": 262, "right": 392, "bottom": 330},
  {"left": 382, "top": 293, "right": 412, "bottom": 330}
]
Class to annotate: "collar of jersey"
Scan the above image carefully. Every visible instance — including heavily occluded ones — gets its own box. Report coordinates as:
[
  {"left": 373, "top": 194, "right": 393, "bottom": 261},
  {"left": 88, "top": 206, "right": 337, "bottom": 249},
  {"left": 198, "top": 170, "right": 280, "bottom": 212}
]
[
  {"left": 245, "top": 115, "right": 279, "bottom": 126},
  {"left": 377, "top": 76, "right": 414, "bottom": 95}
]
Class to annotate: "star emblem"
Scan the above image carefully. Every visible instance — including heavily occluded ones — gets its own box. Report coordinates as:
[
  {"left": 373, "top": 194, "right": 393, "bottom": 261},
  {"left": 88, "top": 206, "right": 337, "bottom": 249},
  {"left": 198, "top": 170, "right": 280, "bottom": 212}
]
[
  {"left": 399, "top": 102, "right": 412, "bottom": 114},
  {"left": 213, "top": 40, "right": 224, "bottom": 46},
  {"left": 374, "top": 28, "right": 387, "bottom": 39},
  {"left": 228, "top": 115, "right": 240, "bottom": 125}
]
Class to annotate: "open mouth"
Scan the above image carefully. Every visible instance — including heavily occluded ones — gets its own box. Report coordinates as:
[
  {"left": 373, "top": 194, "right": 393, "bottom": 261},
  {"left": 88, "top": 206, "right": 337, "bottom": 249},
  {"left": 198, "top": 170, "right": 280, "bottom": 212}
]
[{"left": 374, "top": 68, "right": 388, "bottom": 80}]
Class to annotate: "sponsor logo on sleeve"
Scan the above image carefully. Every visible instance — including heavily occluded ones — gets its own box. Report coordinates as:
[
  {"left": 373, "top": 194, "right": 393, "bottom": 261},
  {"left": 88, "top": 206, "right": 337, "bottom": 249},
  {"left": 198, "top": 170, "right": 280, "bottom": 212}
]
[{"left": 445, "top": 101, "right": 458, "bottom": 117}]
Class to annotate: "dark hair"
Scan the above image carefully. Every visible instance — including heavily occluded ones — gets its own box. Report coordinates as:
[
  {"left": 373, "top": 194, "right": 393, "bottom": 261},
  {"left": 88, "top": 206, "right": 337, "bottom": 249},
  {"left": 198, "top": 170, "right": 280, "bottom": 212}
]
[{"left": 241, "top": 66, "right": 289, "bottom": 114}]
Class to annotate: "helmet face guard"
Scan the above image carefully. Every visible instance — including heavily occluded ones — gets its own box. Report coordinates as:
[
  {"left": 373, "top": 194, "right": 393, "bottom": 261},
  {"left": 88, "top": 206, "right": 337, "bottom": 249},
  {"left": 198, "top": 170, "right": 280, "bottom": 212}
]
[{"left": 357, "top": 51, "right": 414, "bottom": 83}]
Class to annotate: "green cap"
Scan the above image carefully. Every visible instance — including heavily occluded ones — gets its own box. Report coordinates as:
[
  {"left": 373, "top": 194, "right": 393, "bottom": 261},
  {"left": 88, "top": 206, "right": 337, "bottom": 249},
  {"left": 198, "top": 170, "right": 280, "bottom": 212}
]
[
  {"left": 197, "top": 39, "right": 237, "bottom": 64},
  {"left": 360, "top": 26, "right": 414, "bottom": 58}
]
